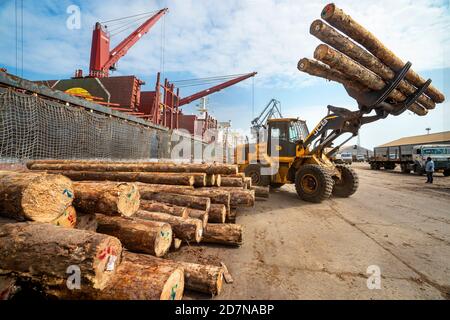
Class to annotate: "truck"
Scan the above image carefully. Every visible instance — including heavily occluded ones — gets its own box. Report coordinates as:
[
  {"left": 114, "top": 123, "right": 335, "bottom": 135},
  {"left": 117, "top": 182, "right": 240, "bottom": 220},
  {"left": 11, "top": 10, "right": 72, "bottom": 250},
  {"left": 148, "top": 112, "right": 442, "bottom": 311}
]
[{"left": 369, "top": 144, "right": 450, "bottom": 176}]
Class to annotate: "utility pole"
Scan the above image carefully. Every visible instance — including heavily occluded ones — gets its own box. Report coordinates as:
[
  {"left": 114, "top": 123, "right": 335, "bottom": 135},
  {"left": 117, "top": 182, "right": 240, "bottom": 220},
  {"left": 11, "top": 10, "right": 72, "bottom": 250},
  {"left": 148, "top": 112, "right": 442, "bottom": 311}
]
[{"left": 426, "top": 127, "right": 431, "bottom": 134}]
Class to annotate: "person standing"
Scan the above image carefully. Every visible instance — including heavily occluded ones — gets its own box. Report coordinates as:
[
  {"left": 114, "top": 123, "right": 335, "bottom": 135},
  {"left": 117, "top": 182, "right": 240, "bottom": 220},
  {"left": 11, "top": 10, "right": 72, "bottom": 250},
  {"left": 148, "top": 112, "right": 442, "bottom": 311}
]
[{"left": 425, "top": 157, "right": 435, "bottom": 184}]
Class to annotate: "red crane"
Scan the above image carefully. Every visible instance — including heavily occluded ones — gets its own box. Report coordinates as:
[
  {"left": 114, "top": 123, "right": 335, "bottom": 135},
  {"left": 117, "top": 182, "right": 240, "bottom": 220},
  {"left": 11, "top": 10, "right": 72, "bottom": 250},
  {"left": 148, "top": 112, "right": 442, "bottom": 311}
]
[
  {"left": 89, "top": 8, "right": 168, "bottom": 78},
  {"left": 178, "top": 72, "right": 257, "bottom": 106}
]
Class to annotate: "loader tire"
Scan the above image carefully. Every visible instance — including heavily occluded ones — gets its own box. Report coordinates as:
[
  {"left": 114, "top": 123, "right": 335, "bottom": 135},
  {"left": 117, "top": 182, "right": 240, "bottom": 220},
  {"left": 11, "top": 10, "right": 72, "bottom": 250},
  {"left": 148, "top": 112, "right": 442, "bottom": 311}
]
[
  {"left": 295, "top": 164, "right": 333, "bottom": 203},
  {"left": 245, "top": 164, "right": 269, "bottom": 186},
  {"left": 332, "top": 164, "right": 359, "bottom": 198},
  {"left": 444, "top": 169, "right": 450, "bottom": 177}
]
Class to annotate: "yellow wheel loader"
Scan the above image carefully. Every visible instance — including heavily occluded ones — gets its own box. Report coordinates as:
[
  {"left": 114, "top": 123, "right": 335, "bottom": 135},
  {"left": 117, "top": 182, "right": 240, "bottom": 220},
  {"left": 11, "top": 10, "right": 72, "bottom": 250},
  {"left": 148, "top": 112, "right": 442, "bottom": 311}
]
[{"left": 235, "top": 62, "right": 432, "bottom": 203}]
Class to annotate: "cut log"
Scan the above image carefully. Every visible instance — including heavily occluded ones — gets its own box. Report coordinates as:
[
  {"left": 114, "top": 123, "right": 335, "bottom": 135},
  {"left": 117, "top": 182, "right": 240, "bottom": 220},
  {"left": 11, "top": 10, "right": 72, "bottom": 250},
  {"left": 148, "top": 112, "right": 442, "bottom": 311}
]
[
  {"left": 172, "top": 238, "right": 182, "bottom": 250},
  {"left": 214, "top": 174, "right": 221, "bottom": 187},
  {"left": 140, "top": 200, "right": 188, "bottom": 218},
  {"left": 96, "top": 214, "right": 172, "bottom": 257},
  {"left": 321, "top": 3, "right": 445, "bottom": 104},
  {"left": 0, "top": 221, "right": 122, "bottom": 290},
  {"left": 138, "top": 184, "right": 230, "bottom": 210},
  {"left": 139, "top": 190, "right": 210, "bottom": 212},
  {"left": 227, "top": 208, "right": 237, "bottom": 223},
  {"left": 244, "top": 177, "right": 252, "bottom": 189},
  {"left": 220, "top": 176, "right": 244, "bottom": 188},
  {"left": 209, "top": 204, "right": 226, "bottom": 223},
  {"left": 202, "top": 187, "right": 255, "bottom": 208},
  {"left": 187, "top": 209, "right": 209, "bottom": 228},
  {"left": 75, "top": 212, "right": 97, "bottom": 232},
  {"left": 202, "top": 223, "right": 243, "bottom": 246},
  {"left": 297, "top": 58, "right": 426, "bottom": 116},
  {"left": 0, "top": 171, "right": 73, "bottom": 222},
  {"left": 72, "top": 182, "right": 140, "bottom": 217},
  {"left": 46, "top": 254, "right": 184, "bottom": 300},
  {"left": 28, "top": 162, "right": 239, "bottom": 175},
  {"left": 191, "top": 173, "right": 207, "bottom": 187},
  {"left": 45, "top": 170, "right": 195, "bottom": 186},
  {"left": 252, "top": 186, "right": 270, "bottom": 198},
  {"left": 50, "top": 206, "right": 77, "bottom": 228},
  {"left": 314, "top": 44, "right": 427, "bottom": 115},
  {"left": 134, "top": 210, "right": 203, "bottom": 243},
  {"left": 310, "top": 20, "right": 435, "bottom": 109},
  {"left": 124, "top": 252, "right": 224, "bottom": 296},
  {"left": 220, "top": 262, "right": 234, "bottom": 284},
  {"left": 205, "top": 174, "right": 216, "bottom": 187}
]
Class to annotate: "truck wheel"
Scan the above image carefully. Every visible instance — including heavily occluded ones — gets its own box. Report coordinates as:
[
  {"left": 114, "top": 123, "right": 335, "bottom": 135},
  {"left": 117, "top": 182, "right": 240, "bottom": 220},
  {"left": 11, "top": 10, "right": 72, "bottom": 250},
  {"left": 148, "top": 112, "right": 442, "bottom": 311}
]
[
  {"left": 332, "top": 164, "right": 359, "bottom": 198},
  {"left": 401, "top": 164, "right": 411, "bottom": 174},
  {"left": 444, "top": 170, "right": 450, "bottom": 177},
  {"left": 384, "top": 163, "right": 396, "bottom": 170},
  {"left": 370, "top": 162, "right": 380, "bottom": 170},
  {"left": 244, "top": 164, "right": 269, "bottom": 186},
  {"left": 295, "top": 164, "right": 333, "bottom": 203},
  {"left": 270, "top": 183, "right": 285, "bottom": 189}
]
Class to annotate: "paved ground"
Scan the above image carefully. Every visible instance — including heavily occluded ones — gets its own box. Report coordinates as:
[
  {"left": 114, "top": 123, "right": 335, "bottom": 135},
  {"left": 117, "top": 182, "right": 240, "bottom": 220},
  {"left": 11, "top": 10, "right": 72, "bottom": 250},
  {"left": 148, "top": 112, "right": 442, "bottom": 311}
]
[{"left": 171, "top": 163, "right": 450, "bottom": 300}]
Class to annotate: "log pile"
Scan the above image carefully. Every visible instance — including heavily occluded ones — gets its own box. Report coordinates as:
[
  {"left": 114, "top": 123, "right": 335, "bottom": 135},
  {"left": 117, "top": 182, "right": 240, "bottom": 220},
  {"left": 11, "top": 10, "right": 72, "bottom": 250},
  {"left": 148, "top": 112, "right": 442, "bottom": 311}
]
[
  {"left": 0, "top": 160, "right": 269, "bottom": 299},
  {"left": 297, "top": 3, "right": 445, "bottom": 116}
]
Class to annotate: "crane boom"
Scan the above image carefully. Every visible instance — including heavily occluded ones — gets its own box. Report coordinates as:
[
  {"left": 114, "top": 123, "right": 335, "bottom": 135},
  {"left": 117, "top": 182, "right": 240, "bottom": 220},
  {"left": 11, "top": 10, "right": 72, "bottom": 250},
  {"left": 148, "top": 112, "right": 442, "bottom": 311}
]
[
  {"left": 89, "top": 8, "right": 168, "bottom": 77},
  {"left": 178, "top": 72, "right": 257, "bottom": 106}
]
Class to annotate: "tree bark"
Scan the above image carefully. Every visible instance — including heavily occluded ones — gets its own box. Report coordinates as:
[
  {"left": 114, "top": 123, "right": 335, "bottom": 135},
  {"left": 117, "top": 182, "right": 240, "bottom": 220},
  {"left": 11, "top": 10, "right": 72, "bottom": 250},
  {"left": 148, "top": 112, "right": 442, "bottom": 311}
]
[
  {"left": 191, "top": 173, "right": 207, "bottom": 187},
  {"left": 205, "top": 174, "right": 216, "bottom": 187},
  {"left": 0, "top": 221, "right": 122, "bottom": 290},
  {"left": 96, "top": 214, "right": 172, "bottom": 257},
  {"left": 124, "top": 252, "right": 224, "bottom": 296},
  {"left": 137, "top": 184, "right": 231, "bottom": 214},
  {"left": 140, "top": 200, "right": 188, "bottom": 218},
  {"left": 0, "top": 276, "right": 18, "bottom": 300},
  {"left": 46, "top": 255, "right": 184, "bottom": 300},
  {"left": 0, "top": 171, "right": 73, "bottom": 222},
  {"left": 44, "top": 170, "right": 195, "bottom": 186},
  {"left": 209, "top": 204, "right": 226, "bottom": 223},
  {"left": 252, "top": 186, "right": 270, "bottom": 198},
  {"left": 28, "top": 162, "right": 239, "bottom": 175},
  {"left": 310, "top": 20, "right": 435, "bottom": 109},
  {"left": 134, "top": 210, "right": 203, "bottom": 243},
  {"left": 297, "top": 58, "right": 426, "bottom": 116},
  {"left": 75, "top": 212, "right": 97, "bottom": 232},
  {"left": 187, "top": 209, "right": 209, "bottom": 228},
  {"left": 202, "top": 223, "right": 243, "bottom": 246},
  {"left": 202, "top": 188, "right": 255, "bottom": 208},
  {"left": 314, "top": 44, "right": 427, "bottom": 116},
  {"left": 72, "top": 182, "right": 140, "bottom": 217},
  {"left": 220, "top": 176, "right": 245, "bottom": 188},
  {"left": 320, "top": 3, "right": 445, "bottom": 103},
  {"left": 50, "top": 206, "right": 77, "bottom": 228},
  {"left": 139, "top": 191, "right": 210, "bottom": 212}
]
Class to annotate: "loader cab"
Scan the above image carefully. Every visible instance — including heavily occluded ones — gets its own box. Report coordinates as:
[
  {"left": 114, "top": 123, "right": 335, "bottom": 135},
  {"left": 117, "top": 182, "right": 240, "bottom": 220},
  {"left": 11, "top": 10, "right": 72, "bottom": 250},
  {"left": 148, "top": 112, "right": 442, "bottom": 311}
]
[{"left": 267, "top": 118, "right": 309, "bottom": 158}]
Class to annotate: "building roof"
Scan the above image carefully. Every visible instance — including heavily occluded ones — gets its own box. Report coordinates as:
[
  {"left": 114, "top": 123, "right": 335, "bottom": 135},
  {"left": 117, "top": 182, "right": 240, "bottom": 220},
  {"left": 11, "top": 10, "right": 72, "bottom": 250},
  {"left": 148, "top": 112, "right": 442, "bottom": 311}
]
[{"left": 377, "top": 131, "right": 450, "bottom": 148}]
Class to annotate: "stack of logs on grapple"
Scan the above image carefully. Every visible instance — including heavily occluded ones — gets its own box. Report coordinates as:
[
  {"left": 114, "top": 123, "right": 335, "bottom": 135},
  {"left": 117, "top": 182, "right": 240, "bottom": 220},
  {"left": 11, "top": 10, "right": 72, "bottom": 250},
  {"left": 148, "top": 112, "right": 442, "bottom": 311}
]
[
  {"left": 298, "top": 3, "right": 445, "bottom": 115},
  {"left": 0, "top": 162, "right": 269, "bottom": 300}
]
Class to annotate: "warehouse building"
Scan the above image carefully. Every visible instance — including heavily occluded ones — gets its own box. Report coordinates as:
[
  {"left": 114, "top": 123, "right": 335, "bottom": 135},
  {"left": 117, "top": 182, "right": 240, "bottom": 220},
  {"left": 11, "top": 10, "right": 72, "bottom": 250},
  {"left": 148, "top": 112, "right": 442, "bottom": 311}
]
[{"left": 375, "top": 131, "right": 450, "bottom": 153}]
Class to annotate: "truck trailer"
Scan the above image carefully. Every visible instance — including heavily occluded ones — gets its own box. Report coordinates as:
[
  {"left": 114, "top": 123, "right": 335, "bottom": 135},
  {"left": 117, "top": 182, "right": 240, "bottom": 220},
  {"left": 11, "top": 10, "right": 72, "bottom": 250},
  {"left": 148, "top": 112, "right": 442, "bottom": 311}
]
[{"left": 369, "top": 144, "right": 450, "bottom": 176}]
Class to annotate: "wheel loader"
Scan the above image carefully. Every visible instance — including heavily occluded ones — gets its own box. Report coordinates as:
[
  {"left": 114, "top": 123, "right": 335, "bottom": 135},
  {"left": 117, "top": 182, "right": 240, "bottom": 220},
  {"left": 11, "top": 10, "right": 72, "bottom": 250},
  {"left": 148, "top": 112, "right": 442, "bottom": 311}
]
[{"left": 234, "top": 61, "right": 432, "bottom": 203}]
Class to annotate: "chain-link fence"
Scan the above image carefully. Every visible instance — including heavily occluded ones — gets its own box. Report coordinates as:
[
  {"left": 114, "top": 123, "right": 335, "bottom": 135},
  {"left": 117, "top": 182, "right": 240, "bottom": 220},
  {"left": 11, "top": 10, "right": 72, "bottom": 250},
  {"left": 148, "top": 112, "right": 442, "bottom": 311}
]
[{"left": 0, "top": 89, "right": 173, "bottom": 163}]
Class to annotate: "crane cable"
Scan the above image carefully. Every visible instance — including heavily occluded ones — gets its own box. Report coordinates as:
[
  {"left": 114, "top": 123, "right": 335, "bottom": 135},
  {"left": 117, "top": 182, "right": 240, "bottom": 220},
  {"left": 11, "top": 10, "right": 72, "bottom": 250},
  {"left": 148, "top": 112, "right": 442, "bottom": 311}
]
[{"left": 100, "top": 10, "right": 159, "bottom": 24}]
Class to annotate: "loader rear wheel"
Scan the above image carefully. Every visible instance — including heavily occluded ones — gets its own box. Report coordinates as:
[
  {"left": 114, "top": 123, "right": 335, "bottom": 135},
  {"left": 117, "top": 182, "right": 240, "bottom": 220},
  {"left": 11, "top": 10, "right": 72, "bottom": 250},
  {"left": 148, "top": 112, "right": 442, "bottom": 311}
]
[
  {"left": 444, "top": 170, "right": 450, "bottom": 177},
  {"left": 244, "top": 164, "right": 269, "bottom": 186},
  {"left": 332, "top": 164, "right": 359, "bottom": 198},
  {"left": 295, "top": 165, "right": 333, "bottom": 203}
]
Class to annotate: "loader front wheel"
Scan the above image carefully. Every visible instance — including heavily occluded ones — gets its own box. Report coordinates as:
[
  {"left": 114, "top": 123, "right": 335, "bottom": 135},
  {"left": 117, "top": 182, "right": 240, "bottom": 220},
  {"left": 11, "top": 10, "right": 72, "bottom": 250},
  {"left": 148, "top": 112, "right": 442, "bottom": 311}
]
[
  {"left": 295, "top": 165, "right": 333, "bottom": 203},
  {"left": 332, "top": 164, "right": 359, "bottom": 198}
]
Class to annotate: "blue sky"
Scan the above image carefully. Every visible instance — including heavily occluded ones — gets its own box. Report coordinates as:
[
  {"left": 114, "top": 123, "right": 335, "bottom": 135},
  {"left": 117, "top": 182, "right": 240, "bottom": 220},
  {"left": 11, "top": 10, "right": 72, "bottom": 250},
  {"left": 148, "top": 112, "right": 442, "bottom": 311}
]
[{"left": 0, "top": 0, "right": 449, "bottom": 149}]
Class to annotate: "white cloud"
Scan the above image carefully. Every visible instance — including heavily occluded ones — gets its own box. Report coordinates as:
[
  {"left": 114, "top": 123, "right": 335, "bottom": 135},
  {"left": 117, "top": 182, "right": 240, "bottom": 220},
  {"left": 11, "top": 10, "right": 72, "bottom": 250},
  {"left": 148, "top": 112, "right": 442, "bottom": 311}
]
[{"left": 1, "top": 0, "right": 448, "bottom": 87}]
